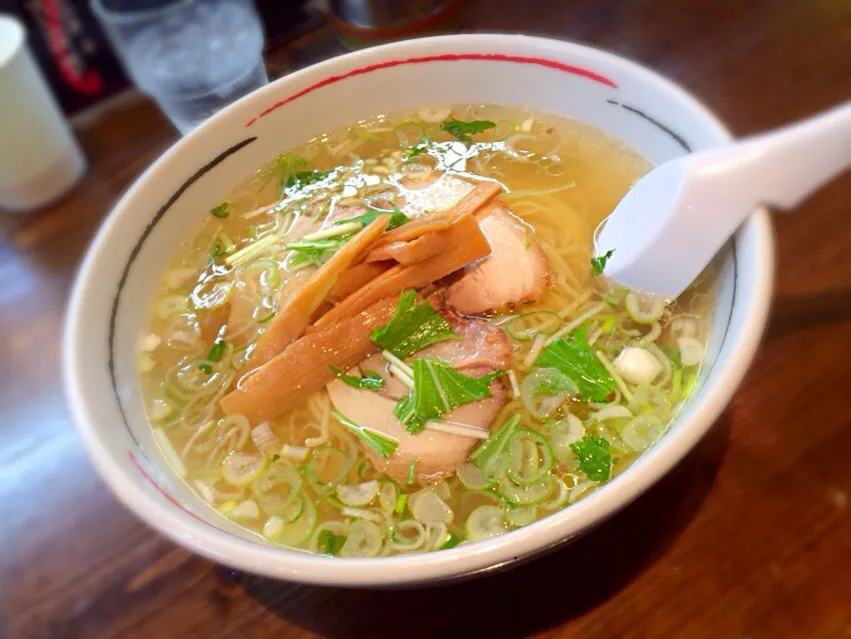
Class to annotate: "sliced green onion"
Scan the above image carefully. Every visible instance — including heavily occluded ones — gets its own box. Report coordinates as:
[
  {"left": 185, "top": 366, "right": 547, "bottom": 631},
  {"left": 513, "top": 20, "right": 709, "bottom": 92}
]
[
  {"left": 218, "top": 231, "right": 236, "bottom": 253},
  {"left": 549, "top": 414, "right": 585, "bottom": 465},
  {"left": 395, "top": 493, "right": 408, "bottom": 516},
  {"left": 465, "top": 505, "right": 506, "bottom": 541},
  {"left": 388, "top": 520, "right": 426, "bottom": 550},
  {"left": 222, "top": 452, "right": 266, "bottom": 486},
  {"left": 406, "top": 458, "right": 417, "bottom": 484},
  {"left": 280, "top": 494, "right": 306, "bottom": 523},
  {"left": 440, "top": 531, "right": 461, "bottom": 549},
  {"left": 677, "top": 336, "right": 704, "bottom": 367},
  {"left": 591, "top": 405, "right": 633, "bottom": 422},
  {"left": 456, "top": 461, "right": 489, "bottom": 490},
  {"left": 336, "top": 480, "right": 379, "bottom": 507},
  {"left": 251, "top": 462, "right": 302, "bottom": 514},
  {"left": 625, "top": 292, "right": 666, "bottom": 324},
  {"left": 410, "top": 490, "right": 454, "bottom": 524},
  {"left": 149, "top": 398, "right": 174, "bottom": 422},
  {"left": 668, "top": 368, "right": 683, "bottom": 404},
  {"left": 341, "top": 507, "right": 384, "bottom": 523},
  {"left": 339, "top": 520, "right": 383, "bottom": 558},
  {"left": 499, "top": 474, "right": 554, "bottom": 506},
  {"left": 470, "top": 413, "right": 520, "bottom": 469},
  {"left": 301, "top": 221, "right": 363, "bottom": 242},
  {"left": 540, "top": 476, "right": 570, "bottom": 511},
  {"left": 332, "top": 409, "right": 399, "bottom": 458},
  {"left": 379, "top": 479, "right": 397, "bottom": 513},
  {"left": 519, "top": 368, "right": 576, "bottom": 420},
  {"left": 620, "top": 415, "right": 665, "bottom": 452},
  {"left": 229, "top": 499, "right": 260, "bottom": 519},
  {"left": 273, "top": 496, "right": 317, "bottom": 545},
  {"left": 682, "top": 372, "right": 697, "bottom": 399},
  {"left": 312, "top": 522, "right": 348, "bottom": 555},
  {"left": 506, "top": 429, "right": 553, "bottom": 485},
  {"left": 225, "top": 234, "right": 279, "bottom": 267},
  {"left": 305, "top": 446, "right": 352, "bottom": 495},
  {"left": 263, "top": 514, "right": 285, "bottom": 539},
  {"left": 504, "top": 310, "right": 563, "bottom": 342},
  {"left": 505, "top": 505, "right": 537, "bottom": 527}
]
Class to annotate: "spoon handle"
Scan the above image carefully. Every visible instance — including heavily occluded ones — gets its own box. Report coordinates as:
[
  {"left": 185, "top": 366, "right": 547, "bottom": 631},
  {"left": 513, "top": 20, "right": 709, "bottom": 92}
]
[{"left": 736, "top": 100, "right": 851, "bottom": 210}]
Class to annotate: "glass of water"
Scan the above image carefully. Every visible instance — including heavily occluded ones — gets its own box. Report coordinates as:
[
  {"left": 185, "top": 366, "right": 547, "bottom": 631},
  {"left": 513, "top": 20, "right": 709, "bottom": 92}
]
[{"left": 92, "top": 0, "right": 268, "bottom": 134}]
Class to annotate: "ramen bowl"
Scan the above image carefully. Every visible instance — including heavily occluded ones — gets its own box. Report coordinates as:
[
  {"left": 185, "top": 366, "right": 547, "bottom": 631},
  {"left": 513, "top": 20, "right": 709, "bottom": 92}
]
[{"left": 63, "top": 34, "right": 772, "bottom": 586}]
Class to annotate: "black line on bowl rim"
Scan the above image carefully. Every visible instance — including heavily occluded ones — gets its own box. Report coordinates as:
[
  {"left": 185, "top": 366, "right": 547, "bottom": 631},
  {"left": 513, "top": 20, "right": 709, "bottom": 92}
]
[
  {"left": 607, "top": 99, "right": 692, "bottom": 152},
  {"left": 107, "top": 136, "right": 258, "bottom": 447}
]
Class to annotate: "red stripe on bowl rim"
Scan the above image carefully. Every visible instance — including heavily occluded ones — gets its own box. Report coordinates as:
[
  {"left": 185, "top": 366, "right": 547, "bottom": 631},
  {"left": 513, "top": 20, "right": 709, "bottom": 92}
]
[{"left": 245, "top": 53, "right": 618, "bottom": 127}]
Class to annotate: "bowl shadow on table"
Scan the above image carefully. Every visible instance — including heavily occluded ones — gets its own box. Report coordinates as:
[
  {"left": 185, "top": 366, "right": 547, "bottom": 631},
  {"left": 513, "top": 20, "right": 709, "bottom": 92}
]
[{"left": 236, "top": 412, "right": 731, "bottom": 638}]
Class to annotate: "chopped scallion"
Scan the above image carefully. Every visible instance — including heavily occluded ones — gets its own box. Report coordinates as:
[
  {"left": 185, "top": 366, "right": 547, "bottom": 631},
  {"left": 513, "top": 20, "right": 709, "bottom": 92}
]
[
  {"left": 210, "top": 202, "right": 229, "bottom": 218},
  {"left": 332, "top": 409, "right": 399, "bottom": 458}
]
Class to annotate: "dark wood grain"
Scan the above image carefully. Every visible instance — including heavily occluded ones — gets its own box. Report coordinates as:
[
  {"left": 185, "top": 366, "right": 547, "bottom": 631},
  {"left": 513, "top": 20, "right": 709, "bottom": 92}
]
[{"left": 2, "top": 1, "right": 850, "bottom": 637}]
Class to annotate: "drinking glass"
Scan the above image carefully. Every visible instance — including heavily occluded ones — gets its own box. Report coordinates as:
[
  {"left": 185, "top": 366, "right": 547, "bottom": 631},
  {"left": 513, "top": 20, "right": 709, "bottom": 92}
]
[{"left": 91, "top": 0, "right": 268, "bottom": 134}]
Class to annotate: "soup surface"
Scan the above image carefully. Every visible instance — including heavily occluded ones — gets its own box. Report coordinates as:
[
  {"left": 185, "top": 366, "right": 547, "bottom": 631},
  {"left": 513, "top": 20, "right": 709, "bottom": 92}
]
[{"left": 140, "top": 104, "right": 713, "bottom": 556}]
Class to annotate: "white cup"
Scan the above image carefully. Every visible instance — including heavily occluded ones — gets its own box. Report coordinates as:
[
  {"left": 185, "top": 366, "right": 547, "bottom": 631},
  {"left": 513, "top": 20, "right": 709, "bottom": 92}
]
[{"left": 0, "top": 14, "right": 86, "bottom": 212}]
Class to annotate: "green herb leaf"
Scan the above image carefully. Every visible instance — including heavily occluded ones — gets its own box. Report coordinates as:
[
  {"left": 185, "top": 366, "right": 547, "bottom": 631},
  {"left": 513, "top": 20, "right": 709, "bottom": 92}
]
[
  {"left": 318, "top": 529, "right": 346, "bottom": 556},
  {"left": 206, "top": 338, "right": 227, "bottom": 363},
  {"left": 469, "top": 413, "right": 520, "bottom": 469},
  {"left": 534, "top": 325, "right": 615, "bottom": 402},
  {"left": 440, "top": 118, "right": 496, "bottom": 142},
  {"left": 329, "top": 365, "right": 385, "bottom": 390},
  {"left": 440, "top": 531, "right": 461, "bottom": 550},
  {"left": 406, "top": 459, "right": 417, "bottom": 484},
  {"left": 370, "top": 290, "right": 457, "bottom": 358},
  {"left": 198, "top": 338, "right": 227, "bottom": 374},
  {"left": 402, "top": 137, "right": 430, "bottom": 160},
  {"left": 394, "top": 358, "right": 503, "bottom": 434},
  {"left": 209, "top": 241, "right": 223, "bottom": 264},
  {"left": 286, "top": 168, "right": 332, "bottom": 190},
  {"left": 210, "top": 202, "right": 229, "bottom": 218},
  {"left": 529, "top": 367, "right": 578, "bottom": 397},
  {"left": 259, "top": 153, "right": 308, "bottom": 190},
  {"left": 392, "top": 393, "right": 426, "bottom": 434},
  {"left": 658, "top": 343, "right": 682, "bottom": 369},
  {"left": 335, "top": 204, "right": 410, "bottom": 230},
  {"left": 591, "top": 249, "right": 615, "bottom": 276},
  {"left": 356, "top": 460, "right": 367, "bottom": 478},
  {"left": 333, "top": 409, "right": 399, "bottom": 458},
  {"left": 271, "top": 454, "right": 280, "bottom": 462},
  {"left": 570, "top": 434, "right": 612, "bottom": 482},
  {"left": 286, "top": 236, "right": 351, "bottom": 266}
]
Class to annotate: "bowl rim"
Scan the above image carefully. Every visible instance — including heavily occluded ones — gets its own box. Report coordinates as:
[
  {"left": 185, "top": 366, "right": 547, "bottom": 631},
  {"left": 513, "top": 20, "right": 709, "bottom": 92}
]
[{"left": 63, "top": 33, "right": 774, "bottom": 586}]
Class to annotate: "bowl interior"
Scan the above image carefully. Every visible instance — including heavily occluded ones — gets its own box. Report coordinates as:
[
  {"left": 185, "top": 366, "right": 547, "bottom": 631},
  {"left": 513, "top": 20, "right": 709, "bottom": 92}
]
[{"left": 65, "top": 35, "right": 769, "bottom": 584}]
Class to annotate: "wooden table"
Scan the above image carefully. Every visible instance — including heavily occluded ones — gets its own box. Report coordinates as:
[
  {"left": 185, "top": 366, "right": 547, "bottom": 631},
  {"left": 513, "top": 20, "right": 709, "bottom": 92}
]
[{"left": 2, "top": 1, "right": 850, "bottom": 637}]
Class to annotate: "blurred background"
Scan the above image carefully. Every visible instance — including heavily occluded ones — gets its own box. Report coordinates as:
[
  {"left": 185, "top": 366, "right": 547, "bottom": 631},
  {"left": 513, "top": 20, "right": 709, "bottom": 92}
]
[{"left": 0, "top": 0, "right": 467, "bottom": 123}]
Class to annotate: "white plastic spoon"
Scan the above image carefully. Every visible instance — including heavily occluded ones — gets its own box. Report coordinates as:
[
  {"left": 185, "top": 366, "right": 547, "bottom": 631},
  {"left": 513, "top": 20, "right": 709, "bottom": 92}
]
[{"left": 596, "top": 101, "right": 851, "bottom": 299}]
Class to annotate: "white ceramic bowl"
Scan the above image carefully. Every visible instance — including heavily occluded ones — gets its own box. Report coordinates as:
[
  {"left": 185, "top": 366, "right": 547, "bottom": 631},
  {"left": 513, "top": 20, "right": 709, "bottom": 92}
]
[{"left": 63, "top": 34, "right": 773, "bottom": 587}]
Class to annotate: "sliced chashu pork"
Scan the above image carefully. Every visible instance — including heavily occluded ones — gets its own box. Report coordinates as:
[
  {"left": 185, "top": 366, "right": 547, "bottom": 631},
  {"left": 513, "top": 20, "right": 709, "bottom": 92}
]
[
  {"left": 446, "top": 206, "right": 550, "bottom": 315},
  {"left": 327, "top": 317, "right": 511, "bottom": 483}
]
